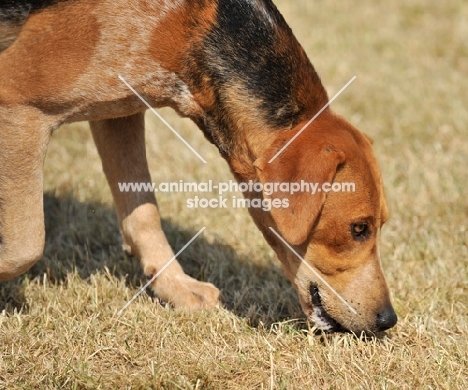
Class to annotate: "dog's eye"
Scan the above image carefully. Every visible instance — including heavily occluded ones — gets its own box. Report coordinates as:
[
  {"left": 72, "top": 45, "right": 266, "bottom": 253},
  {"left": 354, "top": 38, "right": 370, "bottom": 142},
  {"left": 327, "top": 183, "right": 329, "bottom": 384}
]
[{"left": 351, "top": 223, "right": 370, "bottom": 241}]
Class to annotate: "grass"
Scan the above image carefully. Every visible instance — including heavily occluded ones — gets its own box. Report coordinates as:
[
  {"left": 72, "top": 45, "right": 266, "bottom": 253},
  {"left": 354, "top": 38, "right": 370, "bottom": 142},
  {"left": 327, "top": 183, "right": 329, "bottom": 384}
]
[{"left": 1, "top": 0, "right": 467, "bottom": 388}]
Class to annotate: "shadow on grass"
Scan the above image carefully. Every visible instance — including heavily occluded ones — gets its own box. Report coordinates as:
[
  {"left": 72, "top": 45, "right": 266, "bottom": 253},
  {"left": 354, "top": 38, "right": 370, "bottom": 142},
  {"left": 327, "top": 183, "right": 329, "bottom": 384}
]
[{"left": 1, "top": 192, "right": 303, "bottom": 327}]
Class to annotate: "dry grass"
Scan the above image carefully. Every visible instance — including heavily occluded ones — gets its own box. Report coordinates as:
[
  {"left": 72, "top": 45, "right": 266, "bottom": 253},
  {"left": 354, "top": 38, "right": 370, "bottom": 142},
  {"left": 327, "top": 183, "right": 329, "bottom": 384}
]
[{"left": 1, "top": 0, "right": 467, "bottom": 388}]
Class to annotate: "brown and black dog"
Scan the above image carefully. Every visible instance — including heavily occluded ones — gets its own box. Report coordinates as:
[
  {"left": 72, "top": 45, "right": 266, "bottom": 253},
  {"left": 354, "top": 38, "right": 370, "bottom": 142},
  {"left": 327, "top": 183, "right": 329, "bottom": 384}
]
[{"left": 0, "top": 0, "right": 397, "bottom": 333}]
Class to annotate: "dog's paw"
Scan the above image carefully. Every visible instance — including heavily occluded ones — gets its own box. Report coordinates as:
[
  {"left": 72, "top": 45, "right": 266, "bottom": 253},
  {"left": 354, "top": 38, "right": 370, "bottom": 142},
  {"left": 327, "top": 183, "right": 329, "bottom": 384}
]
[{"left": 152, "top": 273, "right": 220, "bottom": 311}]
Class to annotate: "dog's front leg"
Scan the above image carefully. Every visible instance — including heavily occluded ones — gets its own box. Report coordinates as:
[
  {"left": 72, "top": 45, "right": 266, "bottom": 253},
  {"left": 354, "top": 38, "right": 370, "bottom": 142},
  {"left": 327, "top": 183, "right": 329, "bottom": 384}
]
[
  {"left": 90, "top": 113, "right": 219, "bottom": 310},
  {"left": 0, "top": 106, "right": 51, "bottom": 280}
]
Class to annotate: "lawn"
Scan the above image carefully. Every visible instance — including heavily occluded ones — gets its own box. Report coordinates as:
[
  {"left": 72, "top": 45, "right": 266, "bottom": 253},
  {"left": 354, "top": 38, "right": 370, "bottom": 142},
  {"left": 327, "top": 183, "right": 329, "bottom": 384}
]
[{"left": 1, "top": 0, "right": 467, "bottom": 388}]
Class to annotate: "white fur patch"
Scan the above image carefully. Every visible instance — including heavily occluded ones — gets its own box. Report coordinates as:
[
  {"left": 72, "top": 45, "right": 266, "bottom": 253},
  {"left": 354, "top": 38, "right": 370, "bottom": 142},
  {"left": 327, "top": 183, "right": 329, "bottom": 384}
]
[{"left": 310, "top": 307, "right": 335, "bottom": 331}]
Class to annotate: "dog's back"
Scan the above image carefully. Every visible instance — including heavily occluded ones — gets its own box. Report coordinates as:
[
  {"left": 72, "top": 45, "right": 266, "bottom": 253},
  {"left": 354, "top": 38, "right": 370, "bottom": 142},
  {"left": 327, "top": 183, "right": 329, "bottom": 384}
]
[
  {"left": 0, "top": 0, "right": 65, "bottom": 51},
  {"left": 0, "top": 2, "right": 27, "bottom": 51}
]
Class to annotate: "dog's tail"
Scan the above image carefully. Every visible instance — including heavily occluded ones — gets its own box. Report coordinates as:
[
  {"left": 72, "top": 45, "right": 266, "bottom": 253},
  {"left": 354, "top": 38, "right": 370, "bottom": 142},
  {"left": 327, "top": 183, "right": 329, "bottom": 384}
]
[{"left": 0, "top": 4, "right": 31, "bottom": 52}]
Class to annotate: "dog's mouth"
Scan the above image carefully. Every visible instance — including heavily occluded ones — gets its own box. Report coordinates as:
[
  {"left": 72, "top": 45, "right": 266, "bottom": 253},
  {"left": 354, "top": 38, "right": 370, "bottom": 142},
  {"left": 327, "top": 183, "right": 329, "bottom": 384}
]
[{"left": 309, "top": 284, "right": 347, "bottom": 333}]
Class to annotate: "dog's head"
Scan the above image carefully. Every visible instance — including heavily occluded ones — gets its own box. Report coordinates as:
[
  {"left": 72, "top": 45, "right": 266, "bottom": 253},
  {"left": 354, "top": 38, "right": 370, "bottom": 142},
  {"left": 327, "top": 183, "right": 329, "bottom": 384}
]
[{"left": 252, "top": 111, "right": 396, "bottom": 334}]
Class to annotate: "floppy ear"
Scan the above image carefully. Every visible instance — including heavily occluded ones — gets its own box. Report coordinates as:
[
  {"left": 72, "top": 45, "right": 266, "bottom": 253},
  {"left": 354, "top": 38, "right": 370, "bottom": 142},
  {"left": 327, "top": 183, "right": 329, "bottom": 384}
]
[{"left": 254, "top": 143, "right": 345, "bottom": 245}]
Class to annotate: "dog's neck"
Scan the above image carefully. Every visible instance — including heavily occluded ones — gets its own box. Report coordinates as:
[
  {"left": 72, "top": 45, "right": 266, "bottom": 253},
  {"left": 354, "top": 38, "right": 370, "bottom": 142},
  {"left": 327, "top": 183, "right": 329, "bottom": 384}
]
[{"left": 172, "top": 0, "right": 328, "bottom": 180}]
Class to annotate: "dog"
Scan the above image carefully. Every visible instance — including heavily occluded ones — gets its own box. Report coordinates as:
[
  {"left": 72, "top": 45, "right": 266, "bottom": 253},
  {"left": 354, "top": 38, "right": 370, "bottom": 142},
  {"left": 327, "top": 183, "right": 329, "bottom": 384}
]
[{"left": 0, "top": 0, "right": 397, "bottom": 334}]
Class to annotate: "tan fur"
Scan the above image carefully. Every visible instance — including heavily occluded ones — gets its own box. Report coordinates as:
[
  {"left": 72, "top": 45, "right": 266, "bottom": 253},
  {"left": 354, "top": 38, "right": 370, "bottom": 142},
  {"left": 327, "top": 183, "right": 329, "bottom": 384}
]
[{"left": 0, "top": 0, "right": 395, "bottom": 332}]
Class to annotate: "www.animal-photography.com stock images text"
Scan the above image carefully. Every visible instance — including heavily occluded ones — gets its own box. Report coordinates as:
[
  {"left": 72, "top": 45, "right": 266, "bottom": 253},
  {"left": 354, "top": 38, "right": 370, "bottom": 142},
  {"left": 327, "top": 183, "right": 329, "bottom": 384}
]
[{"left": 0, "top": 0, "right": 466, "bottom": 389}]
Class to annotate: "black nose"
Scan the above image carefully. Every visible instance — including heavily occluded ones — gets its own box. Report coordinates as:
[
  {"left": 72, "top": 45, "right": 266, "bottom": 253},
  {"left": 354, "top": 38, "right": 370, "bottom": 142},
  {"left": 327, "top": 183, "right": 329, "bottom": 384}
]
[{"left": 375, "top": 306, "right": 398, "bottom": 331}]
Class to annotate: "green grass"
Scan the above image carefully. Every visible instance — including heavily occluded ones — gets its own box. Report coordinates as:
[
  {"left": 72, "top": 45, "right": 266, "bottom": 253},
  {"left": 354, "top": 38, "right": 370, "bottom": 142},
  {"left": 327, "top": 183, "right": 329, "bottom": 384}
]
[{"left": 1, "top": 0, "right": 467, "bottom": 388}]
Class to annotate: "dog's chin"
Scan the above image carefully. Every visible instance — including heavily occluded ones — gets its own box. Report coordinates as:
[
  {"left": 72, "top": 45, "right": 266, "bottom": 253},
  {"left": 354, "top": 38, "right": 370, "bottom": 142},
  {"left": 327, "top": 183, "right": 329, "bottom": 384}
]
[{"left": 309, "top": 284, "right": 347, "bottom": 333}]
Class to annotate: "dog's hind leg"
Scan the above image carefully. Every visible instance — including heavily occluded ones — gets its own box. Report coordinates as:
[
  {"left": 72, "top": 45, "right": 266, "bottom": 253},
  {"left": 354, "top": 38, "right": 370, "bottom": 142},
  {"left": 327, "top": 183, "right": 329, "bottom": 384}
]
[
  {"left": 90, "top": 113, "right": 219, "bottom": 310},
  {"left": 0, "top": 106, "right": 52, "bottom": 280}
]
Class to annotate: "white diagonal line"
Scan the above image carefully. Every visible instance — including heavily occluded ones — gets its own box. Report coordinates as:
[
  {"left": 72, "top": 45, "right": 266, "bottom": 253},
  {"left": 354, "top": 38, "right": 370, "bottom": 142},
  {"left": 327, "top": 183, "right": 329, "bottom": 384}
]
[
  {"left": 268, "top": 76, "right": 356, "bottom": 163},
  {"left": 117, "top": 227, "right": 207, "bottom": 315},
  {"left": 118, "top": 75, "right": 207, "bottom": 164},
  {"left": 269, "top": 227, "right": 357, "bottom": 314}
]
